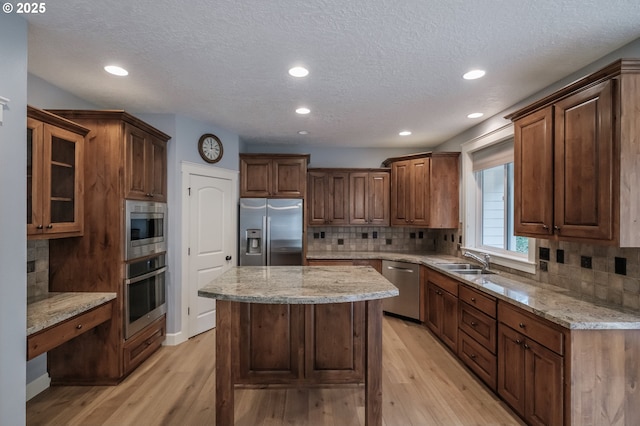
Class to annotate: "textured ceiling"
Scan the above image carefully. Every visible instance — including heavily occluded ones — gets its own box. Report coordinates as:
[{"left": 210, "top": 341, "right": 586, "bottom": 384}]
[{"left": 25, "top": 0, "right": 640, "bottom": 148}]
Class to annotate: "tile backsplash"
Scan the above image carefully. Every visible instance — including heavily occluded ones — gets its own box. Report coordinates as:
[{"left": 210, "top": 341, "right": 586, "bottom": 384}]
[
  {"left": 307, "top": 227, "right": 436, "bottom": 252},
  {"left": 27, "top": 239, "right": 49, "bottom": 299}
]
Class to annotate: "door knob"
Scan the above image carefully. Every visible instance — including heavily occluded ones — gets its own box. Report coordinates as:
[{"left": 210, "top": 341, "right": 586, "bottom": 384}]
[{"left": 225, "top": 255, "right": 232, "bottom": 261}]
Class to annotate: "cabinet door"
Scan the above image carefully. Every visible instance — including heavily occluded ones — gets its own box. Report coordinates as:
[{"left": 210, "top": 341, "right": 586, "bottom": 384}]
[
  {"left": 525, "top": 338, "right": 563, "bottom": 426},
  {"left": 409, "top": 158, "right": 430, "bottom": 226},
  {"left": 390, "top": 160, "right": 410, "bottom": 226},
  {"left": 272, "top": 157, "right": 307, "bottom": 197},
  {"left": 497, "top": 323, "right": 526, "bottom": 417},
  {"left": 27, "top": 118, "right": 44, "bottom": 236},
  {"left": 425, "top": 282, "right": 442, "bottom": 336},
  {"left": 514, "top": 107, "right": 554, "bottom": 237},
  {"left": 368, "top": 172, "right": 390, "bottom": 225},
  {"left": 125, "top": 124, "right": 149, "bottom": 200},
  {"left": 554, "top": 80, "right": 614, "bottom": 241},
  {"left": 429, "top": 154, "right": 460, "bottom": 228},
  {"left": 328, "top": 172, "right": 350, "bottom": 225},
  {"left": 308, "top": 172, "right": 328, "bottom": 225},
  {"left": 240, "top": 157, "right": 272, "bottom": 197},
  {"left": 304, "top": 302, "right": 364, "bottom": 383},
  {"left": 440, "top": 289, "right": 458, "bottom": 352},
  {"left": 147, "top": 136, "right": 167, "bottom": 202},
  {"left": 349, "top": 172, "right": 369, "bottom": 224}
]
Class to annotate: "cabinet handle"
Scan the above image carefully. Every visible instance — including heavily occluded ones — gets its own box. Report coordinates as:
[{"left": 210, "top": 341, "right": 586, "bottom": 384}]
[
  {"left": 518, "top": 322, "right": 526, "bottom": 328},
  {"left": 470, "top": 354, "right": 477, "bottom": 359},
  {"left": 515, "top": 339, "right": 522, "bottom": 344},
  {"left": 523, "top": 343, "right": 530, "bottom": 350},
  {"left": 470, "top": 321, "right": 478, "bottom": 327},
  {"left": 76, "top": 324, "right": 82, "bottom": 330},
  {"left": 410, "top": 219, "right": 414, "bottom": 223},
  {"left": 554, "top": 225, "right": 561, "bottom": 232},
  {"left": 542, "top": 224, "right": 549, "bottom": 230},
  {"left": 46, "top": 224, "right": 53, "bottom": 229},
  {"left": 36, "top": 225, "right": 43, "bottom": 230},
  {"left": 470, "top": 297, "right": 476, "bottom": 302}
]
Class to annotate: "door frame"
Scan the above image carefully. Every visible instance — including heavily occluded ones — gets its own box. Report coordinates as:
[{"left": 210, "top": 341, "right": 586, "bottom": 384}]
[{"left": 177, "top": 161, "right": 238, "bottom": 344}]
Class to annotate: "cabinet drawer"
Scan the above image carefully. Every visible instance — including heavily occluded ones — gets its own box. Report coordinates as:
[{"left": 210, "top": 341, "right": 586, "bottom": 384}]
[
  {"left": 459, "top": 285, "right": 496, "bottom": 318},
  {"left": 426, "top": 268, "right": 458, "bottom": 296},
  {"left": 498, "top": 302, "right": 564, "bottom": 355},
  {"left": 459, "top": 302, "right": 496, "bottom": 353},
  {"left": 458, "top": 330, "right": 497, "bottom": 391},
  {"left": 123, "top": 315, "right": 166, "bottom": 374},
  {"left": 27, "top": 301, "right": 113, "bottom": 360}
]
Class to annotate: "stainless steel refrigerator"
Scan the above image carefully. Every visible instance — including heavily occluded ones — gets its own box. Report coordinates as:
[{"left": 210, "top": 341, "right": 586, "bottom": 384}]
[{"left": 239, "top": 198, "right": 303, "bottom": 266}]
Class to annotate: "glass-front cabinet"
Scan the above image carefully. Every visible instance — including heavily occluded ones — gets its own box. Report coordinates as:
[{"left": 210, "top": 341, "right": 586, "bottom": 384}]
[{"left": 27, "top": 106, "right": 88, "bottom": 239}]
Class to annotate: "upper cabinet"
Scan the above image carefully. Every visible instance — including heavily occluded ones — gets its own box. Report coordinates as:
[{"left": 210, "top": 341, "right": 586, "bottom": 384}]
[
  {"left": 27, "top": 106, "right": 89, "bottom": 239},
  {"left": 308, "top": 170, "right": 350, "bottom": 226},
  {"left": 240, "top": 154, "right": 309, "bottom": 198},
  {"left": 349, "top": 171, "right": 390, "bottom": 226},
  {"left": 508, "top": 59, "right": 640, "bottom": 246},
  {"left": 125, "top": 123, "right": 168, "bottom": 201},
  {"left": 383, "top": 152, "right": 460, "bottom": 228}
]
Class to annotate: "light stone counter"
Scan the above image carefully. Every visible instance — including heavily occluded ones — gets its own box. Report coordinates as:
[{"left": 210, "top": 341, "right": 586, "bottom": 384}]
[
  {"left": 307, "top": 251, "right": 640, "bottom": 330},
  {"left": 199, "top": 265, "right": 398, "bottom": 304},
  {"left": 27, "top": 292, "right": 117, "bottom": 336}
]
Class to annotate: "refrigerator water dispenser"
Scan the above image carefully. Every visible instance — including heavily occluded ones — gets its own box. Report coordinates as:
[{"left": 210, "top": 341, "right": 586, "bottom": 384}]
[{"left": 246, "top": 229, "right": 262, "bottom": 254}]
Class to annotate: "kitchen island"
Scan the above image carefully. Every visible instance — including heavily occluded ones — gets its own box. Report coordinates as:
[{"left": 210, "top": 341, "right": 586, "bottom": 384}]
[{"left": 199, "top": 265, "right": 398, "bottom": 426}]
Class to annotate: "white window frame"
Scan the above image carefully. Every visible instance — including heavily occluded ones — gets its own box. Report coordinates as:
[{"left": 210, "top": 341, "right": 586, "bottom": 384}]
[{"left": 460, "top": 123, "right": 536, "bottom": 274}]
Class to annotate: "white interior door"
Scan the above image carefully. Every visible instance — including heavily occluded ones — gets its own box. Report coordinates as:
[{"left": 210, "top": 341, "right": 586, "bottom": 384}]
[{"left": 188, "top": 172, "right": 235, "bottom": 338}]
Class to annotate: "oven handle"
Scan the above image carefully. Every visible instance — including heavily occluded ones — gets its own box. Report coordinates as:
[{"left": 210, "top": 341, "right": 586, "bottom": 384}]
[{"left": 125, "top": 266, "right": 167, "bottom": 285}]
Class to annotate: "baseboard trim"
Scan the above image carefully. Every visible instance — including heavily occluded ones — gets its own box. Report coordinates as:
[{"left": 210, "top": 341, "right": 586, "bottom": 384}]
[
  {"left": 164, "top": 331, "right": 187, "bottom": 346},
  {"left": 26, "top": 373, "right": 51, "bottom": 401}
]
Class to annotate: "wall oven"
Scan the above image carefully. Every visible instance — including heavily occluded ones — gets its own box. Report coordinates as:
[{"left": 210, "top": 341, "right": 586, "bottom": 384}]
[
  {"left": 125, "top": 200, "right": 167, "bottom": 260},
  {"left": 125, "top": 253, "right": 167, "bottom": 339}
]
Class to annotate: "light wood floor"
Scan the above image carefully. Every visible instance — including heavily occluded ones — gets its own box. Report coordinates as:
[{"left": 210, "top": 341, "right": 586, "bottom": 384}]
[{"left": 27, "top": 316, "right": 524, "bottom": 425}]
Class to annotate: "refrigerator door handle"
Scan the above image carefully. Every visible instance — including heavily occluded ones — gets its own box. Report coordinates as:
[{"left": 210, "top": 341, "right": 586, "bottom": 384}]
[{"left": 265, "top": 215, "right": 270, "bottom": 266}]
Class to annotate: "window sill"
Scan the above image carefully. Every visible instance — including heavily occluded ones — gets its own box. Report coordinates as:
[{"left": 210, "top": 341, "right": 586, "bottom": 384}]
[{"left": 460, "top": 247, "right": 536, "bottom": 275}]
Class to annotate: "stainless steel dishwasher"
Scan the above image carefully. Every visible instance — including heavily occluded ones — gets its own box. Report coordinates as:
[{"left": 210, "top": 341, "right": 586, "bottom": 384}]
[{"left": 382, "top": 260, "right": 420, "bottom": 321}]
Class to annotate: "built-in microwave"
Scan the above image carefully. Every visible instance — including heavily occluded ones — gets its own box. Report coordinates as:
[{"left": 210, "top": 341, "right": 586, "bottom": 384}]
[
  {"left": 125, "top": 200, "right": 167, "bottom": 260},
  {"left": 124, "top": 253, "right": 167, "bottom": 339}
]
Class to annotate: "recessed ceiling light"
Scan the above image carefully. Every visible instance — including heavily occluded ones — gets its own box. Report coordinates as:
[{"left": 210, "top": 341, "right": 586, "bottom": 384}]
[
  {"left": 289, "top": 66, "right": 309, "bottom": 78},
  {"left": 463, "top": 69, "right": 485, "bottom": 80},
  {"left": 298, "top": 130, "right": 309, "bottom": 135},
  {"left": 296, "top": 107, "right": 310, "bottom": 115},
  {"left": 467, "top": 112, "right": 484, "bottom": 118},
  {"left": 104, "top": 65, "right": 129, "bottom": 76},
  {"left": 399, "top": 131, "right": 412, "bottom": 136}
]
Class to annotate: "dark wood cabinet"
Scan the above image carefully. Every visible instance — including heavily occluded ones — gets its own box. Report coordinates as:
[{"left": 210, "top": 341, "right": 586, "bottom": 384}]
[
  {"left": 384, "top": 152, "right": 460, "bottom": 228},
  {"left": 234, "top": 301, "right": 364, "bottom": 385},
  {"left": 125, "top": 124, "right": 168, "bottom": 202},
  {"left": 240, "top": 154, "right": 309, "bottom": 198},
  {"left": 27, "top": 106, "right": 89, "bottom": 239},
  {"left": 497, "top": 302, "right": 564, "bottom": 426},
  {"left": 349, "top": 171, "right": 390, "bottom": 226},
  {"left": 509, "top": 59, "right": 640, "bottom": 246},
  {"left": 307, "top": 170, "right": 350, "bottom": 226},
  {"left": 424, "top": 268, "right": 458, "bottom": 352},
  {"left": 45, "top": 109, "right": 171, "bottom": 385}
]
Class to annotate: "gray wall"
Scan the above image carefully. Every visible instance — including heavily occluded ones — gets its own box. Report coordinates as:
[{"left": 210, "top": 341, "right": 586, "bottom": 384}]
[{"left": 0, "top": 13, "right": 28, "bottom": 425}]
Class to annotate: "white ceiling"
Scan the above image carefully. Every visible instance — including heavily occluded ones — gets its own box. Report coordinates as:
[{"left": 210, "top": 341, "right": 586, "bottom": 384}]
[{"left": 25, "top": 0, "right": 640, "bottom": 149}]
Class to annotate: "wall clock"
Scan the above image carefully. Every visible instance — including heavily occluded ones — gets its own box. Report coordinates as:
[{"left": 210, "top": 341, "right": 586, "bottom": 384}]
[{"left": 198, "top": 133, "right": 223, "bottom": 164}]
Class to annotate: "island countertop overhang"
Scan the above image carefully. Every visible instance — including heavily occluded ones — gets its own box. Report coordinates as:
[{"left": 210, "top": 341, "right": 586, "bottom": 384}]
[{"left": 198, "top": 265, "right": 399, "bottom": 304}]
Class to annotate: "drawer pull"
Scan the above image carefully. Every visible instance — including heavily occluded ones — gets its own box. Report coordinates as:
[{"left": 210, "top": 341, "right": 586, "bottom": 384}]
[
  {"left": 471, "top": 297, "right": 476, "bottom": 302},
  {"left": 470, "top": 321, "right": 478, "bottom": 327},
  {"left": 469, "top": 354, "right": 477, "bottom": 359},
  {"left": 76, "top": 324, "right": 83, "bottom": 330},
  {"left": 523, "top": 343, "right": 530, "bottom": 350},
  {"left": 515, "top": 339, "right": 522, "bottom": 345},
  {"left": 518, "top": 322, "right": 526, "bottom": 328}
]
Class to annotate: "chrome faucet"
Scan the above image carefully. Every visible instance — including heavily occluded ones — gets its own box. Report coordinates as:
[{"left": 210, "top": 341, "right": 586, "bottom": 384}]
[{"left": 463, "top": 251, "right": 491, "bottom": 271}]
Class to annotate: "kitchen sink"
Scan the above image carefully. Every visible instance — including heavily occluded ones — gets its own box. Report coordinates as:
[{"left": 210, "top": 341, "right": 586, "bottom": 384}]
[
  {"left": 450, "top": 269, "right": 497, "bottom": 275},
  {"left": 435, "top": 263, "right": 483, "bottom": 270}
]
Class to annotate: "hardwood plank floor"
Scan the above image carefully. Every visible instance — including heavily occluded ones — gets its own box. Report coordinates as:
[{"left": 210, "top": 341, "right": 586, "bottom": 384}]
[{"left": 27, "top": 316, "right": 524, "bottom": 425}]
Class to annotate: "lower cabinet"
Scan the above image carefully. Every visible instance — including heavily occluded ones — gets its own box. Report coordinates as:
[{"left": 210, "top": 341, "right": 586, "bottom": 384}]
[
  {"left": 123, "top": 315, "right": 166, "bottom": 375},
  {"left": 235, "top": 301, "right": 365, "bottom": 385},
  {"left": 497, "top": 303, "right": 564, "bottom": 426},
  {"left": 425, "top": 268, "right": 458, "bottom": 352}
]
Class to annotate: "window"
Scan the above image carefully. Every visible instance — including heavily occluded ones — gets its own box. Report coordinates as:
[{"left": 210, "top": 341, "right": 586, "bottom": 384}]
[{"left": 461, "top": 125, "right": 535, "bottom": 274}]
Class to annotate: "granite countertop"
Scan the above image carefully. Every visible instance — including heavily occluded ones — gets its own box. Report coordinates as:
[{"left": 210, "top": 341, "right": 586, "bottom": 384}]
[
  {"left": 27, "top": 292, "right": 117, "bottom": 336},
  {"left": 199, "top": 265, "right": 399, "bottom": 304},
  {"left": 307, "top": 251, "right": 640, "bottom": 330}
]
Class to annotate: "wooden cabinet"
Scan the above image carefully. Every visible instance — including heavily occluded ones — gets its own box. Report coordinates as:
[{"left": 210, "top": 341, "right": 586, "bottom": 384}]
[
  {"left": 349, "top": 171, "right": 390, "bottom": 226},
  {"left": 307, "top": 170, "right": 350, "bottom": 225},
  {"left": 497, "top": 302, "right": 564, "bottom": 426},
  {"left": 457, "top": 285, "right": 498, "bottom": 390},
  {"left": 45, "top": 109, "right": 170, "bottom": 385},
  {"left": 509, "top": 59, "right": 640, "bottom": 246},
  {"left": 424, "top": 268, "right": 458, "bottom": 352},
  {"left": 27, "top": 106, "right": 89, "bottom": 239},
  {"left": 234, "top": 301, "right": 364, "bottom": 385},
  {"left": 240, "top": 154, "right": 309, "bottom": 198},
  {"left": 125, "top": 124, "right": 167, "bottom": 201},
  {"left": 384, "top": 152, "right": 460, "bottom": 228}
]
